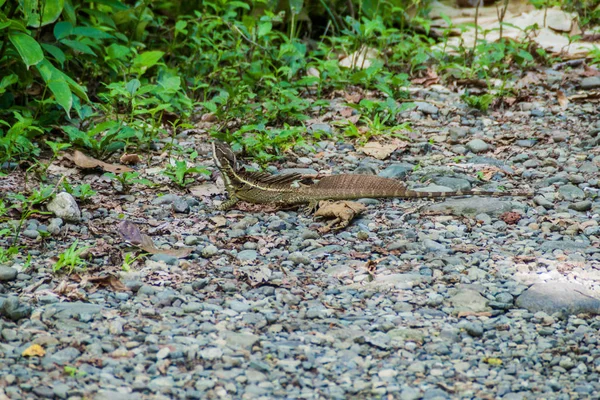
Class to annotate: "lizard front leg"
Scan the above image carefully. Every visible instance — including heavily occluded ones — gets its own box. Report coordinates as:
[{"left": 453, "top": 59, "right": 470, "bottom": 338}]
[{"left": 217, "top": 195, "right": 239, "bottom": 211}]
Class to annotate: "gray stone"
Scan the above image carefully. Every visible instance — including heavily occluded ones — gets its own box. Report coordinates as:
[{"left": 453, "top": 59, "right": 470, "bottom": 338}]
[
  {"left": 222, "top": 332, "right": 260, "bottom": 349},
  {"left": 49, "top": 347, "right": 81, "bottom": 364},
  {"left": 433, "top": 177, "right": 472, "bottom": 191},
  {"left": 32, "top": 386, "right": 54, "bottom": 398},
  {"left": 47, "top": 302, "right": 103, "bottom": 319},
  {"left": 21, "top": 229, "right": 40, "bottom": 239},
  {"left": 0, "top": 296, "right": 32, "bottom": 321},
  {"left": 202, "top": 244, "right": 218, "bottom": 257},
  {"left": 425, "top": 198, "right": 514, "bottom": 217},
  {"left": 307, "top": 123, "right": 332, "bottom": 134},
  {"left": 581, "top": 76, "right": 600, "bottom": 90},
  {"left": 449, "top": 289, "right": 490, "bottom": 314},
  {"left": 569, "top": 201, "right": 592, "bottom": 212},
  {"left": 150, "top": 254, "right": 179, "bottom": 265},
  {"left": 288, "top": 252, "right": 311, "bottom": 265},
  {"left": 151, "top": 194, "right": 180, "bottom": 205},
  {"left": 46, "top": 192, "right": 81, "bottom": 222},
  {"left": 516, "top": 282, "right": 600, "bottom": 315},
  {"left": 172, "top": 198, "right": 190, "bottom": 213},
  {"left": 94, "top": 391, "right": 142, "bottom": 400},
  {"left": 379, "top": 164, "right": 414, "bottom": 179},
  {"left": 237, "top": 250, "right": 258, "bottom": 262},
  {"left": 200, "top": 347, "right": 223, "bottom": 360},
  {"left": 0, "top": 266, "right": 17, "bottom": 281},
  {"left": 448, "top": 127, "right": 468, "bottom": 143},
  {"left": 415, "top": 101, "right": 439, "bottom": 115},
  {"left": 147, "top": 376, "right": 175, "bottom": 392},
  {"left": 466, "top": 139, "right": 490, "bottom": 153},
  {"left": 52, "top": 382, "right": 70, "bottom": 399},
  {"left": 558, "top": 184, "right": 585, "bottom": 201},
  {"left": 540, "top": 241, "right": 589, "bottom": 252}
]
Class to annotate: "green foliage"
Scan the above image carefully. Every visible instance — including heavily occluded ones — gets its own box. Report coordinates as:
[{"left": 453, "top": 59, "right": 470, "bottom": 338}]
[
  {"left": 62, "top": 181, "right": 96, "bottom": 202},
  {"left": 104, "top": 171, "right": 154, "bottom": 193},
  {"left": 163, "top": 155, "right": 211, "bottom": 187},
  {"left": 53, "top": 240, "right": 89, "bottom": 274},
  {"left": 461, "top": 93, "right": 495, "bottom": 112}
]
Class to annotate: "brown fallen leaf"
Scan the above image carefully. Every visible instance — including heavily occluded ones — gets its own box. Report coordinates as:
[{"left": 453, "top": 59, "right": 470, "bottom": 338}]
[
  {"left": 189, "top": 183, "right": 222, "bottom": 197},
  {"left": 117, "top": 220, "right": 193, "bottom": 258},
  {"left": 359, "top": 142, "right": 397, "bottom": 160},
  {"left": 22, "top": 344, "right": 45, "bottom": 357},
  {"left": 72, "top": 151, "right": 133, "bottom": 173},
  {"left": 86, "top": 275, "right": 130, "bottom": 292},
  {"left": 120, "top": 153, "right": 141, "bottom": 165},
  {"left": 314, "top": 200, "right": 367, "bottom": 232},
  {"left": 556, "top": 90, "right": 568, "bottom": 109}
]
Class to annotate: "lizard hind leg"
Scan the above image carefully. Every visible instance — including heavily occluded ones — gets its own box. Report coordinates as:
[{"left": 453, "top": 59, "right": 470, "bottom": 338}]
[
  {"left": 217, "top": 196, "right": 239, "bottom": 211},
  {"left": 302, "top": 200, "right": 321, "bottom": 215}
]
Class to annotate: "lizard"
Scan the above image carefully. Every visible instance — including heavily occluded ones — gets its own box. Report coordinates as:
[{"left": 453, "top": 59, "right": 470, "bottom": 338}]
[{"left": 211, "top": 140, "right": 534, "bottom": 211}]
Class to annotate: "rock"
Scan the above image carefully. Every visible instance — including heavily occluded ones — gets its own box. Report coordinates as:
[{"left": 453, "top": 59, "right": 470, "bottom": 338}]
[
  {"left": 222, "top": 332, "right": 260, "bottom": 349},
  {"left": 47, "top": 302, "right": 103, "bottom": 319},
  {"left": 432, "top": 177, "right": 472, "bottom": 191},
  {"left": 466, "top": 139, "right": 490, "bottom": 153},
  {"left": 581, "top": 76, "right": 600, "bottom": 90},
  {"left": 202, "top": 245, "right": 218, "bottom": 257},
  {"left": 448, "top": 127, "right": 468, "bottom": 143},
  {"left": 379, "top": 164, "right": 415, "bottom": 179},
  {"left": 569, "top": 201, "right": 592, "bottom": 212},
  {"left": 46, "top": 192, "right": 81, "bottom": 222},
  {"left": 49, "top": 347, "right": 81, "bottom": 364},
  {"left": 558, "top": 184, "right": 585, "bottom": 201},
  {"left": 425, "top": 198, "right": 514, "bottom": 217},
  {"left": 415, "top": 101, "right": 438, "bottom": 115},
  {"left": 172, "top": 198, "right": 190, "bottom": 213},
  {"left": 516, "top": 282, "right": 600, "bottom": 315},
  {"left": 307, "top": 123, "right": 332, "bottom": 134},
  {"left": 0, "top": 266, "right": 17, "bottom": 281},
  {"left": 237, "top": 250, "right": 258, "bottom": 262},
  {"left": 540, "top": 241, "right": 589, "bottom": 252},
  {"left": 0, "top": 296, "right": 32, "bottom": 321},
  {"left": 449, "top": 289, "right": 490, "bottom": 314}
]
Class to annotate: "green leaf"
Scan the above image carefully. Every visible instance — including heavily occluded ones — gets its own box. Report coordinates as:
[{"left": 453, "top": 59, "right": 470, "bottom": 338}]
[
  {"left": 48, "top": 76, "right": 72, "bottom": 114},
  {"left": 0, "top": 22, "right": 11, "bottom": 30},
  {"left": 40, "top": 0, "right": 65, "bottom": 27},
  {"left": 0, "top": 74, "right": 18, "bottom": 95},
  {"left": 8, "top": 33, "right": 44, "bottom": 68},
  {"left": 61, "top": 39, "right": 96, "bottom": 56},
  {"left": 125, "top": 79, "right": 140, "bottom": 96},
  {"left": 257, "top": 21, "right": 272, "bottom": 38},
  {"left": 42, "top": 43, "right": 66, "bottom": 66},
  {"left": 36, "top": 59, "right": 89, "bottom": 103},
  {"left": 131, "top": 51, "right": 164, "bottom": 76},
  {"left": 72, "top": 26, "right": 114, "bottom": 39},
  {"left": 54, "top": 21, "right": 73, "bottom": 40}
]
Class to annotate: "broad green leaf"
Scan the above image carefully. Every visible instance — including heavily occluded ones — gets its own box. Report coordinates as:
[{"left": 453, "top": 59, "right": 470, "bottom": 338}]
[
  {"left": 62, "top": 0, "right": 76, "bottom": 24},
  {"left": 131, "top": 51, "right": 164, "bottom": 76},
  {"left": 42, "top": 43, "right": 66, "bottom": 66},
  {"left": 257, "top": 21, "right": 272, "bottom": 38},
  {"left": 40, "top": 0, "right": 65, "bottom": 27},
  {"left": 0, "top": 74, "right": 18, "bottom": 95},
  {"left": 48, "top": 74, "right": 72, "bottom": 114},
  {"left": 61, "top": 39, "right": 96, "bottom": 55},
  {"left": 54, "top": 21, "right": 73, "bottom": 40},
  {"left": 106, "top": 43, "right": 130, "bottom": 60},
  {"left": 0, "top": 22, "right": 11, "bottom": 30},
  {"left": 125, "top": 79, "right": 140, "bottom": 96},
  {"left": 72, "top": 26, "right": 114, "bottom": 39},
  {"left": 8, "top": 33, "right": 44, "bottom": 68},
  {"left": 36, "top": 59, "right": 89, "bottom": 103}
]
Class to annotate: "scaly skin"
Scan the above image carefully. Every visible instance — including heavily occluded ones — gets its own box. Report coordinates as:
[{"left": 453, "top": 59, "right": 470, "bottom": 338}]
[{"left": 211, "top": 141, "right": 533, "bottom": 210}]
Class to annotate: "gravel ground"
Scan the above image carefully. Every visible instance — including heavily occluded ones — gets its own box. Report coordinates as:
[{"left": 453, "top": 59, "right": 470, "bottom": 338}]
[{"left": 1, "top": 68, "right": 600, "bottom": 400}]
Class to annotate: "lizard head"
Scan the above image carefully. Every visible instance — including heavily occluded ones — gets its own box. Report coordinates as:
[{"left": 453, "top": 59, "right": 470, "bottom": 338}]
[{"left": 212, "top": 141, "right": 237, "bottom": 170}]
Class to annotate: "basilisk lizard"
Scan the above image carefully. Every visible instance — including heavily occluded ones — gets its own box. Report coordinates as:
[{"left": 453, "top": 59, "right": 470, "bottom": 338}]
[{"left": 212, "top": 141, "right": 533, "bottom": 211}]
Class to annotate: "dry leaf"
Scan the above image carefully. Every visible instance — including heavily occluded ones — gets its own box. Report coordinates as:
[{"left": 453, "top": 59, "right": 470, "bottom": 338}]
[
  {"left": 556, "top": 90, "right": 568, "bottom": 109},
  {"left": 210, "top": 216, "right": 228, "bottom": 227},
  {"left": 22, "top": 344, "right": 45, "bottom": 357},
  {"left": 120, "top": 153, "right": 141, "bottom": 165},
  {"left": 87, "top": 275, "right": 130, "bottom": 292},
  {"left": 118, "top": 220, "right": 193, "bottom": 258},
  {"left": 359, "top": 142, "right": 397, "bottom": 160},
  {"left": 72, "top": 151, "right": 133, "bottom": 173},
  {"left": 189, "top": 183, "right": 222, "bottom": 197},
  {"left": 314, "top": 200, "right": 367, "bottom": 232},
  {"left": 339, "top": 47, "right": 379, "bottom": 69}
]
